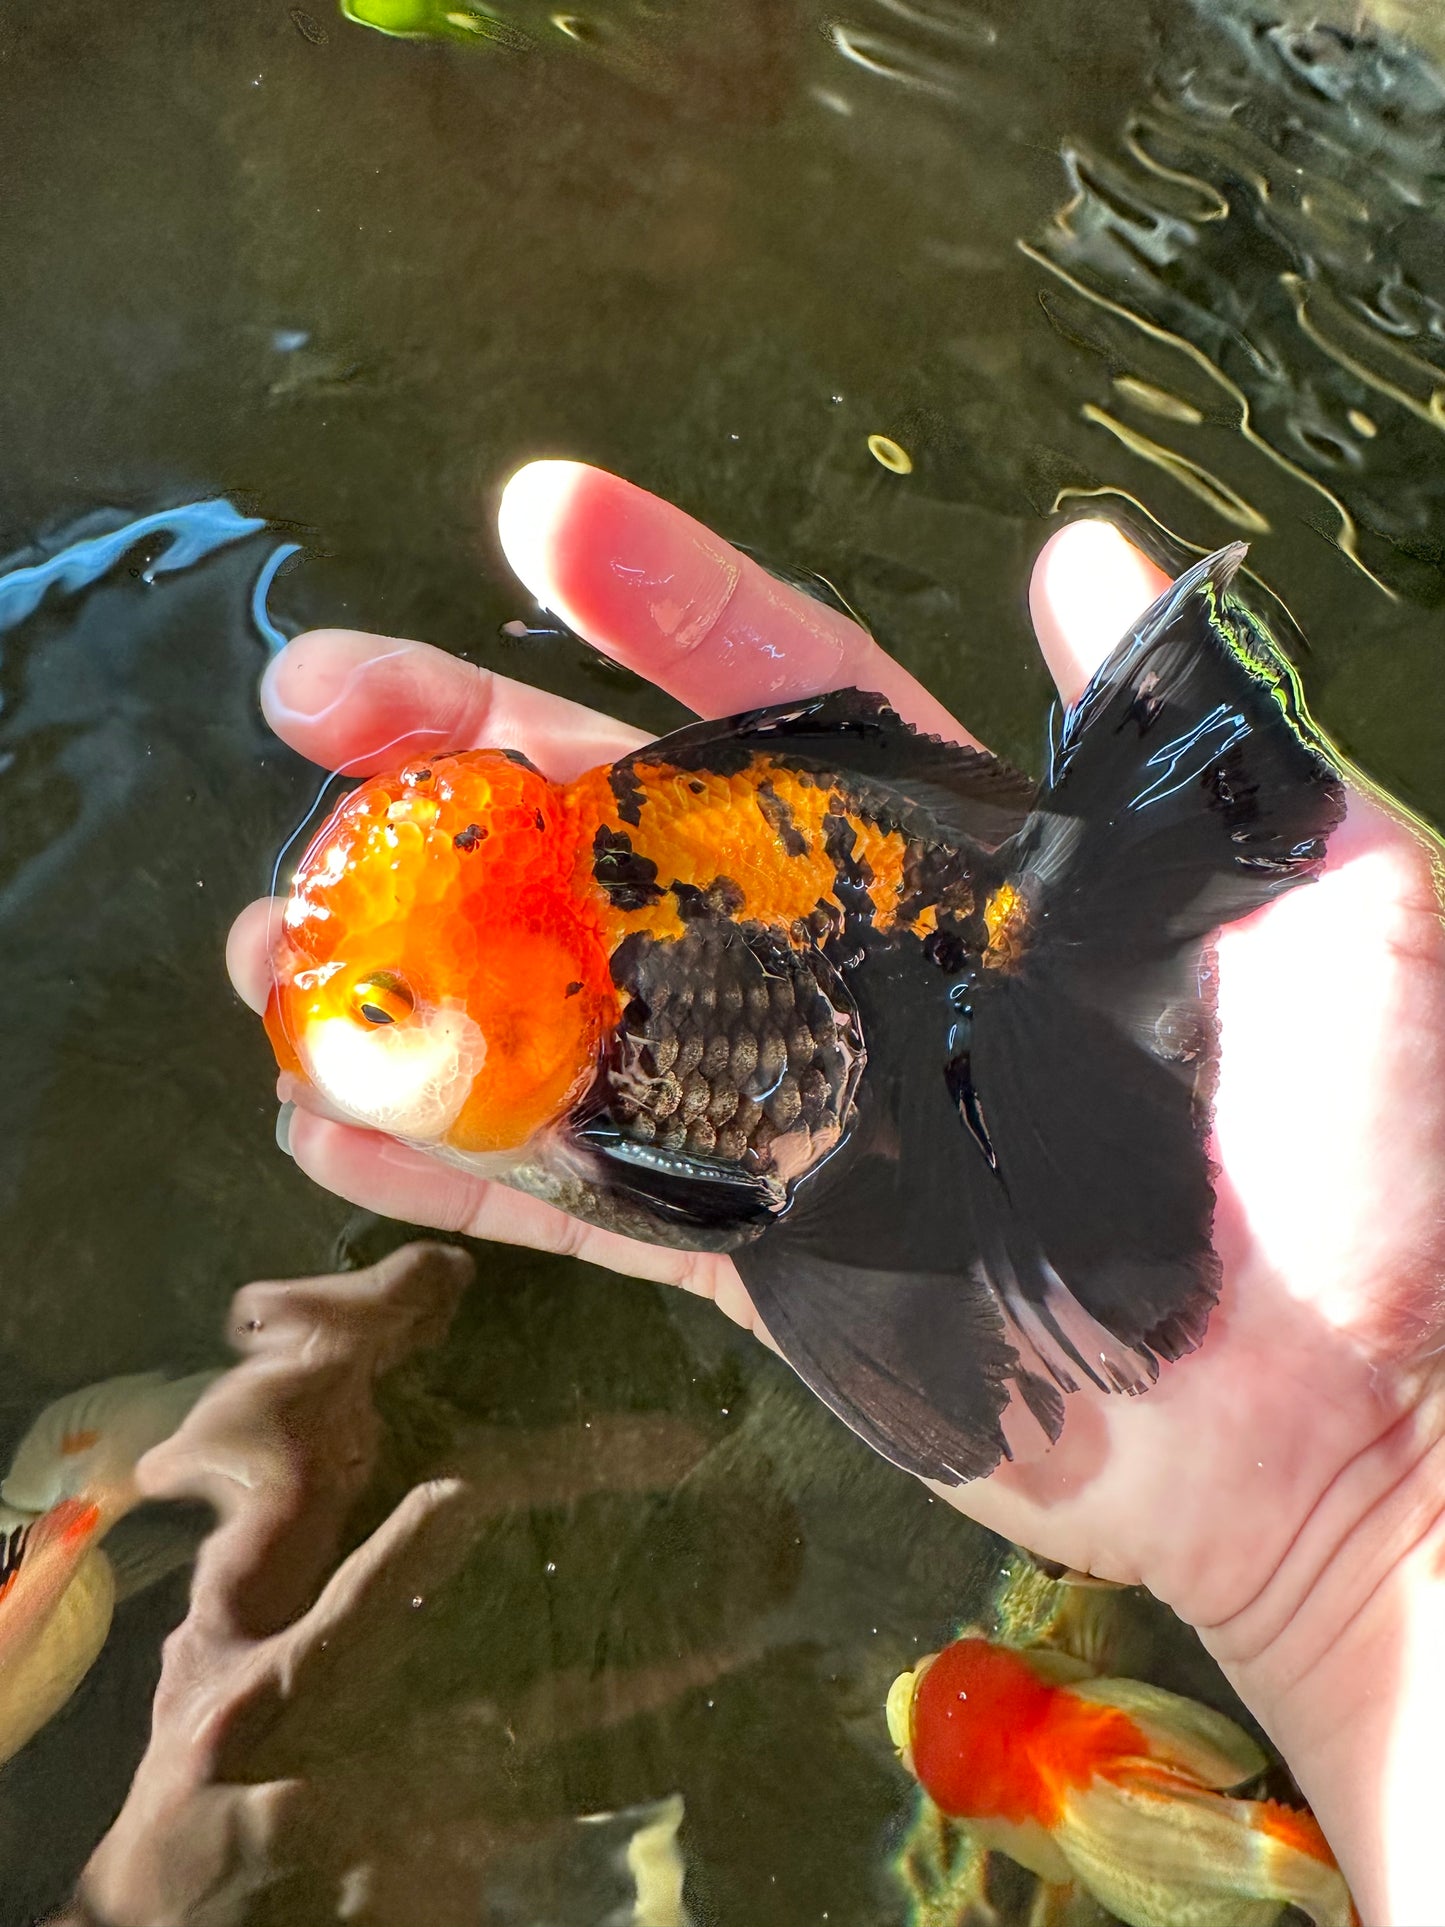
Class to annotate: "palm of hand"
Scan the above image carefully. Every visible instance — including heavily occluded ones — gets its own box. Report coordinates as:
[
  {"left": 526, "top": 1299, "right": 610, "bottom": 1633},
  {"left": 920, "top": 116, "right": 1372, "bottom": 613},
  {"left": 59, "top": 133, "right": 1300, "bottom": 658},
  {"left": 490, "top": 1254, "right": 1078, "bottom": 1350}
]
[{"left": 229, "top": 466, "right": 1445, "bottom": 1671}]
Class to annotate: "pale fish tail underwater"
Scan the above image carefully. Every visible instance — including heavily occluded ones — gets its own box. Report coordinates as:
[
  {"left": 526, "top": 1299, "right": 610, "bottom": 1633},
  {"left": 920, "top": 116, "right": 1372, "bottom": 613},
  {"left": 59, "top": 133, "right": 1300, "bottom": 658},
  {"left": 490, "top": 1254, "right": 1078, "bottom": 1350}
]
[{"left": 0, "top": 1370, "right": 214, "bottom": 1768}]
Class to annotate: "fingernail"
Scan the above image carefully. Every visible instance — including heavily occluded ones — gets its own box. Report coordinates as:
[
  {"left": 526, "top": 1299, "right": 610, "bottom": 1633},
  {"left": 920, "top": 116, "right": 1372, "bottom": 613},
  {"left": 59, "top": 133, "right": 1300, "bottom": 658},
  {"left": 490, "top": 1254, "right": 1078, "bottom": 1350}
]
[
  {"left": 499, "top": 460, "right": 744, "bottom": 664},
  {"left": 276, "top": 1102, "right": 296, "bottom": 1157}
]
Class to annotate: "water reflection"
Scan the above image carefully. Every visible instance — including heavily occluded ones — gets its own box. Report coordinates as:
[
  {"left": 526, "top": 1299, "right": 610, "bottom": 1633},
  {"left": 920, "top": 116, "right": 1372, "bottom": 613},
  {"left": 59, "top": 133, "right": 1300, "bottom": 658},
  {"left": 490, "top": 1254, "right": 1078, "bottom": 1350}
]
[
  {"left": 1027, "top": 0, "right": 1445, "bottom": 606},
  {"left": 52, "top": 1243, "right": 698, "bottom": 1925}
]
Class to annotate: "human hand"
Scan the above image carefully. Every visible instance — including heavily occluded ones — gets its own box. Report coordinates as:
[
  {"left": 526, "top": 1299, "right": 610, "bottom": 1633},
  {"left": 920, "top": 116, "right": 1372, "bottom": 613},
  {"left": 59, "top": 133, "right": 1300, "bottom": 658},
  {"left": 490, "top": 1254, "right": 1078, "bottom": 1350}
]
[{"left": 228, "top": 465, "right": 1445, "bottom": 1920}]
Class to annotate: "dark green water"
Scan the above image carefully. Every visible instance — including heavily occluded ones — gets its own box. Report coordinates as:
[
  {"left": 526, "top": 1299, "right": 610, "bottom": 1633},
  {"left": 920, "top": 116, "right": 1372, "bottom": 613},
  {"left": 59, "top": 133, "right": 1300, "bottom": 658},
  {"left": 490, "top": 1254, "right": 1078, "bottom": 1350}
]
[{"left": 1, "top": 0, "right": 1442, "bottom": 1920}]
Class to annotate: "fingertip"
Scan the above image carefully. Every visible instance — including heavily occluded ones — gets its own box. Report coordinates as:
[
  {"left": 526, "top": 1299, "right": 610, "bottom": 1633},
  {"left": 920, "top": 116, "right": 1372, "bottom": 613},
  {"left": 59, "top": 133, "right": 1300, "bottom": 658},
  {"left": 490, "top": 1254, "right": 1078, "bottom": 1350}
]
[
  {"left": 1029, "top": 520, "right": 1172, "bottom": 706},
  {"left": 498, "top": 459, "right": 745, "bottom": 669},
  {"left": 227, "top": 897, "right": 283, "bottom": 1015},
  {"left": 497, "top": 460, "right": 596, "bottom": 629},
  {"left": 284, "top": 1109, "right": 477, "bottom": 1234},
  {"left": 259, "top": 628, "right": 418, "bottom": 738}
]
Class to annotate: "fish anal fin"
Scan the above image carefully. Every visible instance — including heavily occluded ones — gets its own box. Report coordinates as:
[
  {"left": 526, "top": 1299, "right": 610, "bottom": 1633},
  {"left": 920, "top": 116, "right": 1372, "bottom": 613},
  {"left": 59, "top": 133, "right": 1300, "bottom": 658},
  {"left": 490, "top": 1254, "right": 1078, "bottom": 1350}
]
[{"left": 735, "top": 1239, "right": 1016, "bottom": 1486}]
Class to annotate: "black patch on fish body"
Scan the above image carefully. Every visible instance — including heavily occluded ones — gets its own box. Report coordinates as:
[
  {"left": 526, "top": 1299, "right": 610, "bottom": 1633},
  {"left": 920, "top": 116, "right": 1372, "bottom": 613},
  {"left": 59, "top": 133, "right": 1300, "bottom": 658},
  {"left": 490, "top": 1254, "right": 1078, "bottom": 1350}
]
[
  {"left": 595, "top": 922, "right": 863, "bottom": 1181},
  {"left": 755, "top": 778, "right": 810, "bottom": 857},
  {"left": 0, "top": 1520, "right": 29, "bottom": 1591},
  {"left": 609, "top": 761, "right": 648, "bottom": 828},
  {"left": 592, "top": 825, "right": 664, "bottom": 910},
  {"left": 671, "top": 876, "right": 746, "bottom": 922}
]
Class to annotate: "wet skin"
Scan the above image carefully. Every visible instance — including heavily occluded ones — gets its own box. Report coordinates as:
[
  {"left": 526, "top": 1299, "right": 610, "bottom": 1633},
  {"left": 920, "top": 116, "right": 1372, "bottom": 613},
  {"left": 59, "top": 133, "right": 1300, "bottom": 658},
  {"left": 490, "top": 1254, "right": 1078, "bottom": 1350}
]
[{"left": 228, "top": 463, "right": 1445, "bottom": 1923}]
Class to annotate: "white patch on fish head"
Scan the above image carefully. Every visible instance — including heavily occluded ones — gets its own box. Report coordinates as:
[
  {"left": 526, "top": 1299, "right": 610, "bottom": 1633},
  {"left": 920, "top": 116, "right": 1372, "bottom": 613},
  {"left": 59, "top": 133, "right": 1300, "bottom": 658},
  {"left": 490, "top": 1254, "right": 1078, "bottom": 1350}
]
[{"left": 302, "top": 1002, "right": 487, "bottom": 1142}]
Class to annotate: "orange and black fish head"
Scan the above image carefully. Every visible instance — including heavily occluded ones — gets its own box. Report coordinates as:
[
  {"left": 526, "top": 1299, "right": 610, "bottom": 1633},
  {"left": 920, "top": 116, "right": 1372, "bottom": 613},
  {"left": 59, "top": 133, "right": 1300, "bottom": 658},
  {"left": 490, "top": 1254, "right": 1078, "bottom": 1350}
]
[{"left": 267, "top": 749, "right": 616, "bottom": 1155}]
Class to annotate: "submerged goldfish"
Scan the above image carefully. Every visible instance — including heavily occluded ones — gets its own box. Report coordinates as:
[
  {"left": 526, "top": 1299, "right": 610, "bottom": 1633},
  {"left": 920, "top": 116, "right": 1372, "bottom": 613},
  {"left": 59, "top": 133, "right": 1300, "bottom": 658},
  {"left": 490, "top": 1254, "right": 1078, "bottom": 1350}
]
[
  {"left": 886, "top": 1635, "right": 1354, "bottom": 1927},
  {"left": 0, "top": 1369, "right": 212, "bottom": 1766},
  {"left": 266, "top": 546, "right": 1343, "bottom": 1482}
]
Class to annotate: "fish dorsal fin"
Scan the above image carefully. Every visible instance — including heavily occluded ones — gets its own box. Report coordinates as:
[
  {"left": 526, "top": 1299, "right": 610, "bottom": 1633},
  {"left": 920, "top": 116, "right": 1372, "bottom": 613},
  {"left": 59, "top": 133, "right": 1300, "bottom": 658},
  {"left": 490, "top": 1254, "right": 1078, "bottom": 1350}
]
[
  {"left": 623, "top": 689, "right": 1037, "bottom": 851},
  {"left": 1069, "top": 1676, "right": 1267, "bottom": 1790},
  {"left": 2, "top": 1370, "right": 217, "bottom": 1521}
]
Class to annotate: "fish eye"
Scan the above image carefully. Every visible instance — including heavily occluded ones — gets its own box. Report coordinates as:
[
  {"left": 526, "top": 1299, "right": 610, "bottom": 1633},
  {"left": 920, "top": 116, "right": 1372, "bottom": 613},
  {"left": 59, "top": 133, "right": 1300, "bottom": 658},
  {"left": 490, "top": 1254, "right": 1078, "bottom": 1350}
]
[{"left": 352, "top": 972, "right": 416, "bottom": 1027}]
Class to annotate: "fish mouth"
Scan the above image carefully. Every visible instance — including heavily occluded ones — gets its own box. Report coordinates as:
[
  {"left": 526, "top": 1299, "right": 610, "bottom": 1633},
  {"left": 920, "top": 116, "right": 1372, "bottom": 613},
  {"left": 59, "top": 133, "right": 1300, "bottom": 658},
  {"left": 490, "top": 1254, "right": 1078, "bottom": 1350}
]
[
  {"left": 297, "top": 1003, "right": 488, "bottom": 1144},
  {"left": 886, "top": 1650, "right": 937, "bottom": 1768}
]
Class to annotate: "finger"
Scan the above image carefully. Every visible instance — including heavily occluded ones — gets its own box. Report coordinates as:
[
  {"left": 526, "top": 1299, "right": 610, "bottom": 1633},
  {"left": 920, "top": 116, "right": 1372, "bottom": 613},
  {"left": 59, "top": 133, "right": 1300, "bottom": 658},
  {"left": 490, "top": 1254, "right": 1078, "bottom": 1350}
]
[
  {"left": 497, "top": 460, "right": 973, "bottom": 743},
  {"left": 1029, "top": 520, "right": 1171, "bottom": 707},
  {"left": 259, "top": 629, "right": 647, "bottom": 780},
  {"left": 279, "top": 1105, "right": 769, "bottom": 1338},
  {"left": 227, "top": 895, "right": 283, "bottom": 1016}
]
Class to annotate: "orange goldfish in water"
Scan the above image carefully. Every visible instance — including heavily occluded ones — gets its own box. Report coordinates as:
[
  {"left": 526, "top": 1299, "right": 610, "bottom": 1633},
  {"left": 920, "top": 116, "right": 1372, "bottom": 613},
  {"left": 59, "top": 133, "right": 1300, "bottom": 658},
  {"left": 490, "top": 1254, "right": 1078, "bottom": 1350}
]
[
  {"left": 887, "top": 1636, "right": 1355, "bottom": 1927},
  {"left": 0, "top": 1369, "right": 213, "bottom": 1766},
  {"left": 266, "top": 547, "right": 1344, "bottom": 1484}
]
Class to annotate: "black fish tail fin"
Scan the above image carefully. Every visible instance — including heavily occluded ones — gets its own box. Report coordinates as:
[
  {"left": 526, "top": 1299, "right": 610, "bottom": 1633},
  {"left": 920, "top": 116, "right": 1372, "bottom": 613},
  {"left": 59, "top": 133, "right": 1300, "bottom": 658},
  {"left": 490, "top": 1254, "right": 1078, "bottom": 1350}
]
[
  {"left": 1019, "top": 542, "right": 1344, "bottom": 950},
  {"left": 738, "top": 547, "right": 1345, "bottom": 1486},
  {"left": 963, "top": 543, "right": 1345, "bottom": 1371}
]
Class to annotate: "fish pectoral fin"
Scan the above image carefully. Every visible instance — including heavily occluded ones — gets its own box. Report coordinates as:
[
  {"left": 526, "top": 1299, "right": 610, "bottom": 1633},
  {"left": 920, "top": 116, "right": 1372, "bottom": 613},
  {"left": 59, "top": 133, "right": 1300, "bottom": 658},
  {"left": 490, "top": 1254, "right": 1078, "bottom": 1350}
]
[
  {"left": 572, "top": 1116, "right": 787, "bottom": 1235},
  {"left": 1068, "top": 1676, "right": 1266, "bottom": 1790},
  {"left": 1053, "top": 1779, "right": 1354, "bottom": 1927},
  {"left": 966, "top": 1813, "right": 1073, "bottom": 1888}
]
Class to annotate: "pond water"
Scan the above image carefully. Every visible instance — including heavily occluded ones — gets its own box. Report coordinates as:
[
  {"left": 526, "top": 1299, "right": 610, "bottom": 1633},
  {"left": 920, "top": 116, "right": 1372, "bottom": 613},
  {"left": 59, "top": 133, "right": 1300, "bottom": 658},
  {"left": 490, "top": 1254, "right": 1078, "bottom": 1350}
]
[{"left": 1, "top": 1, "right": 1442, "bottom": 1920}]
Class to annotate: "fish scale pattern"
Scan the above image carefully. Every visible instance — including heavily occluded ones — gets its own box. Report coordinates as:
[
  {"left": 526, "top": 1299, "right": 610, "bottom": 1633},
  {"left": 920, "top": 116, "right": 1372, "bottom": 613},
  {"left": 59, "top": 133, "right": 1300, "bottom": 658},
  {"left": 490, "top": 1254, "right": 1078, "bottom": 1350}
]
[{"left": 603, "top": 924, "right": 862, "bottom": 1174}]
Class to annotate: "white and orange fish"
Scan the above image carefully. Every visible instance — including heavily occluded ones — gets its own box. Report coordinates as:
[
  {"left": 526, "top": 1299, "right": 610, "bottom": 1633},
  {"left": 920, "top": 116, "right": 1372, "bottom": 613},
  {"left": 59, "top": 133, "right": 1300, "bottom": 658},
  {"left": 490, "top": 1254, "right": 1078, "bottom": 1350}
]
[
  {"left": 887, "top": 1634, "right": 1355, "bottom": 1927},
  {"left": 0, "top": 1369, "right": 213, "bottom": 1766}
]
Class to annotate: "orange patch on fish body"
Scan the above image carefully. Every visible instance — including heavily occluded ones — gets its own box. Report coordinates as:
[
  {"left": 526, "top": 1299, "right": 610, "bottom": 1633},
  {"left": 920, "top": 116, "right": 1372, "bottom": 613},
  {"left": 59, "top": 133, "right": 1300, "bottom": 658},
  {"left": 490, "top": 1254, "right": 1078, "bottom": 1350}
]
[
  {"left": 568, "top": 754, "right": 944, "bottom": 945},
  {"left": 58, "top": 1428, "right": 99, "bottom": 1457},
  {"left": 981, "top": 880, "right": 1028, "bottom": 968}
]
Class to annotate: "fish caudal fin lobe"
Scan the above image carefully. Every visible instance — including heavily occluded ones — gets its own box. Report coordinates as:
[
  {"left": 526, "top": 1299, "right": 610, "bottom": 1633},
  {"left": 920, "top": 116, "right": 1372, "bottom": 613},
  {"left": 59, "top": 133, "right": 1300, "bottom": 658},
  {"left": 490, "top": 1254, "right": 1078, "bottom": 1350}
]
[
  {"left": 2, "top": 1369, "right": 218, "bottom": 1522},
  {"left": 735, "top": 938, "right": 1024, "bottom": 1484},
  {"left": 1054, "top": 1778, "right": 1354, "bottom": 1927},
  {"left": 969, "top": 544, "right": 1344, "bottom": 1378},
  {"left": 739, "top": 549, "right": 1344, "bottom": 1485}
]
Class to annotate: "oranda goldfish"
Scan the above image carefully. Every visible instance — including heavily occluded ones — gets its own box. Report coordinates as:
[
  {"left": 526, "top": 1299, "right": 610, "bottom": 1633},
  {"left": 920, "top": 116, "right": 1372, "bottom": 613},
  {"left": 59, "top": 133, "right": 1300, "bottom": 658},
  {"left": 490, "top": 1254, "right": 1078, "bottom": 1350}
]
[
  {"left": 266, "top": 546, "right": 1343, "bottom": 1482},
  {"left": 886, "top": 1635, "right": 1355, "bottom": 1927},
  {"left": 0, "top": 1369, "right": 213, "bottom": 1766}
]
